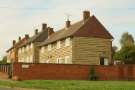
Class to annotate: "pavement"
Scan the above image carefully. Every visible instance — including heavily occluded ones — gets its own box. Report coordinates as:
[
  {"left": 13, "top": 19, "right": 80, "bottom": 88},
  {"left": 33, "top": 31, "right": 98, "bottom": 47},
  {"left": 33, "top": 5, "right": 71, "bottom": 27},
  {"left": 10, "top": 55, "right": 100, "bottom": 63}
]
[{"left": 0, "top": 72, "right": 9, "bottom": 81}]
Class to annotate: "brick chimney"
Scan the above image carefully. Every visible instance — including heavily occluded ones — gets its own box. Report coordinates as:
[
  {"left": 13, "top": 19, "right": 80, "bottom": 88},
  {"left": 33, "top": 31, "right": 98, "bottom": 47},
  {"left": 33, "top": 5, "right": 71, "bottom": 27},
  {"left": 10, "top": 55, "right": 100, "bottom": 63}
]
[
  {"left": 42, "top": 23, "right": 47, "bottom": 31},
  {"left": 13, "top": 40, "right": 16, "bottom": 46},
  {"left": 35, "top": 29, "right": 38, "bottom": 35},
  {"left": 48, "top": 27, "right": 54, "bottom": 38},
  {"left": 83, "top": 11, "right": 90, "bottom": 21},
  {"left": 18, "top": 36, "right": 21, "bottom": 41},
  {"left": 25, "top": 34, "right": 29, "bottom": 40},
  {"left": 65, "top": 20, "right": 71, "bottom": 29}
]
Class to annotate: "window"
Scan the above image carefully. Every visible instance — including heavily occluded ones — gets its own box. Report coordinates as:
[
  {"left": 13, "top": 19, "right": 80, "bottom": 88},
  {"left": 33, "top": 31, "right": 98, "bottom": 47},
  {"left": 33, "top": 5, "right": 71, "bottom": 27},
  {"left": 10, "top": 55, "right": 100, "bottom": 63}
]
[
  {"left": 100, "top": 57, "right": 104, "bottom": 65},
  {"left": 48, "top": 44, "right": 52, "bottom": 51},
  {"left": 100, "top": 57, "right": 108, "bottom": 65},
  {"left": 65, "top": 56, "right": 72, "bottom": 64},
  {"left": 18, "top": 49, "right": 21, "bottom": 53},
  {"left": 104, "top": 58, "right": 109, "bottom": 65},
  {"left": 65, "top": 38, "right": 70, "bottom": 46},
  {"left": 26, "top": 45, "right": 29, "bottom": 51},
  {"left": 41, "top": 47, "right": 45, "bottom": 53},
  {"left": 56, "top": 57, "right": 62, "bottom": 64},
  {"left": 57, "top": 41, "right": 61, "bottom": 49},
  {"left": 30, "top": 43, "right": 33, "bottom": 49}
]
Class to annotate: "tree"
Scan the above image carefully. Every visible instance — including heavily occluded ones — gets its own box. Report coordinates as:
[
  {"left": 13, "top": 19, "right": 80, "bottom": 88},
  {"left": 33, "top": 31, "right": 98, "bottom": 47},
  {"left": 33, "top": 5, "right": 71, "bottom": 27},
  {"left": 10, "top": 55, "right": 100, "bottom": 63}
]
[
  {"left": 112, "top": 46, "right": 118, "bottom": 57},
  {"left": 114, "top": 32, "right": 135, "bottom": 64},
  {"left": 0, "top": 56, "right": 7, "bottom": 64},
  {"left": 120, "top": 32, "right": 134, "bottom": 47}
]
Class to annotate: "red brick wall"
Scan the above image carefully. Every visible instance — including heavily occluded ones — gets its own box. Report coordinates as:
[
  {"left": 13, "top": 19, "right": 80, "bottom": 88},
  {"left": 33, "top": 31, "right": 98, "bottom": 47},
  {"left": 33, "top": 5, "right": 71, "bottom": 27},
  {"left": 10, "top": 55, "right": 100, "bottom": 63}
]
[{"left": 12, "top": 63, "right": 135, "bottom": 80}]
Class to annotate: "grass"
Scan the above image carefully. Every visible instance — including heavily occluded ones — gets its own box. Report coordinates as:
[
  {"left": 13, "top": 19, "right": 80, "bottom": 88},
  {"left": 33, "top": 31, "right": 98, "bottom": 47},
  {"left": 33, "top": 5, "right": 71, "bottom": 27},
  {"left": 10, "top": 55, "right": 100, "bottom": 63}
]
[{"left": 0, "top": 80, "right": 135, "bottom": 90}]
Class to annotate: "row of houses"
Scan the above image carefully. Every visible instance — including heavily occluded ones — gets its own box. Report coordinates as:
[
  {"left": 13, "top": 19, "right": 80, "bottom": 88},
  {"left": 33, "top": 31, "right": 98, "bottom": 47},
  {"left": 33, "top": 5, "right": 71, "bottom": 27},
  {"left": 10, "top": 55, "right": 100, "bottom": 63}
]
[{"left": 6, "top": 11, "right": 113, "bottom": 65}]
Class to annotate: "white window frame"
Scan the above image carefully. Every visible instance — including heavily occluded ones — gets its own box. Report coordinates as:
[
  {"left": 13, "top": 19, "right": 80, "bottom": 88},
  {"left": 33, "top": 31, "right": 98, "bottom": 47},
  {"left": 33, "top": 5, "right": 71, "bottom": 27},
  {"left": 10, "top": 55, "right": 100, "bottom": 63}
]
[
  {"left": 56, "top": 57, "right": 62, "bottom": 64},
  {"left": 104, "top": 58, "right": 109, "bottom": 65},
  {"left": 30, "top": 43, "right": 33, "bottom": 49},
  {"left": 57, "top": 41, "right": 61, "bottom": 49},
  {"left": 48, "top": 44, "right": 52, "bottom": 51},
  {"left": 41, "top": 47, "right": 45, "bottom": 53},
  {"left": 22, "top": 47, "right": 25, "bottom": 53},
  {"left": 65, "top": 38, "right": 70, "bottom": 47}
]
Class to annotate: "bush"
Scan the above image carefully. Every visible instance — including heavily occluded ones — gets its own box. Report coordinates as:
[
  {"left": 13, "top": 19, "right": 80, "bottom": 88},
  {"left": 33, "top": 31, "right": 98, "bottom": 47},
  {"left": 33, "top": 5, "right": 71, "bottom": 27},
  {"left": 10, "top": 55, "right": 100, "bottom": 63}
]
[{"left": 89, "top": 67, "right": 98, "bottom": 80}]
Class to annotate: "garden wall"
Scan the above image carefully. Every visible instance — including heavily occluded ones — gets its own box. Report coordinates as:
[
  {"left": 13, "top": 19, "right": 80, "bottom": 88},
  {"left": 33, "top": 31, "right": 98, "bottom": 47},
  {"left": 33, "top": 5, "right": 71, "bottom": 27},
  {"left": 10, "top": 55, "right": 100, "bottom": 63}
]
[{"left": 12, "top": 63, "right": 135, "bottom": 80}]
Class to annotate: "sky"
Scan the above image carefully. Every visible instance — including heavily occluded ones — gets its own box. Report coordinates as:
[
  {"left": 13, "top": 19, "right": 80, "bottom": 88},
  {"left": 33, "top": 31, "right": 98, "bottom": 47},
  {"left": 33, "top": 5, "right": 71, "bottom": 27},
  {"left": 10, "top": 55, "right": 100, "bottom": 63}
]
[{"left": 0, "top": 0, "right": 135, "bottom": 58}]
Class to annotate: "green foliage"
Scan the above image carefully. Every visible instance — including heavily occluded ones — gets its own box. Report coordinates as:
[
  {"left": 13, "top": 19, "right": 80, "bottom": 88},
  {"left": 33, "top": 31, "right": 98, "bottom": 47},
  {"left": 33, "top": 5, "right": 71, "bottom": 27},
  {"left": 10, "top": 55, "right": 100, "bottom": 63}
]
[
  {"left": 89, "top": 67, "right": 98, "bottom": 80},
  {"left": 114, "top": 32, "right": 135, "bottom": 64},
  {"left": 0, "top": 56, "right": 7, "bottom": 64},
  {"left": 120, "top": 32, "right": 134, "bottom": 47},
  {"left": 112, "top": 46, "right": 118, "bottom": 57}
]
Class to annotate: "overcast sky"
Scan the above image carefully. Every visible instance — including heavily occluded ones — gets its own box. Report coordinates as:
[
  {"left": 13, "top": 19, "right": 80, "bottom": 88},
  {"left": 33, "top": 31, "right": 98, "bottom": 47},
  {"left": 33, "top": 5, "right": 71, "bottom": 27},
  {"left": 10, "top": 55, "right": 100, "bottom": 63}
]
[{"left": 0, "top": 0, "right": 135, "bottom": 58}]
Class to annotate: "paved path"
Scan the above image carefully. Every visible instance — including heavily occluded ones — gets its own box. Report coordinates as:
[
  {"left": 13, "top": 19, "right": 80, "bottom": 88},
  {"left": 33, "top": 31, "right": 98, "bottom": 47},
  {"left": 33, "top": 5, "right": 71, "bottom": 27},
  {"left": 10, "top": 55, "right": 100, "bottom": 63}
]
[{"left": 0, "top": 72, "right": 9, "bottom": 80}]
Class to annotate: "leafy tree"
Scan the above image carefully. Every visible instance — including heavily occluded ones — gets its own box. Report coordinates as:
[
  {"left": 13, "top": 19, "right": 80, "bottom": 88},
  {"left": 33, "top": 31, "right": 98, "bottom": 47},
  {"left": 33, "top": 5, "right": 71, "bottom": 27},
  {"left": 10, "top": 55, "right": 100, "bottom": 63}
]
[
  {"left": 114, "top": 32, "right": 135, "bottom": 64},
  {"left": 112, "top": 46, "right": 118, "bottom": 57},
  {"left": 0, "top": 56, "right": 7, "bottom": 64},
  {"left": 120, "top": 32, "right": 134, "bottom": 47}
]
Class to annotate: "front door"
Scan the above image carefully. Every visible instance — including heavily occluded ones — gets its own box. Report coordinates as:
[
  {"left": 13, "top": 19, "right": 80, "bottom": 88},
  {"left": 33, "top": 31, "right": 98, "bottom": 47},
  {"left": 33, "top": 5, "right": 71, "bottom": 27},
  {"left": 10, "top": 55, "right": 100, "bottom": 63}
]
[{"left": 100, "top": 57, "right": 104, "bottom": 65}]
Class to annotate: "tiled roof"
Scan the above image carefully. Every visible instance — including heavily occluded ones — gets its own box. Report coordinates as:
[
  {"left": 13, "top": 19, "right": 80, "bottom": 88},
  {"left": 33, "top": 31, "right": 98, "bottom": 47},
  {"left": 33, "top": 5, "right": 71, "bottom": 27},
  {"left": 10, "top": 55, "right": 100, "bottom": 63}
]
[
  {"left": 39, "top": 15, "right": 113, "bottom": 46},
  {"left": 19, "top": 30, "right": 48, "bottom": 48},
  {"left": 6, "top": 37, "right": 27, "bottom": 52}
]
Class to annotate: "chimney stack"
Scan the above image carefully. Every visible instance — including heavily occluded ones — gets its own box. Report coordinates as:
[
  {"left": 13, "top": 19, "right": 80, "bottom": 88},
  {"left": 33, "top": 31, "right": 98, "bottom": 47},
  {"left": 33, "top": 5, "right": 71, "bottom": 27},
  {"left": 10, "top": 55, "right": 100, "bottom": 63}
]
[
  {"left": 35, "top": 29, "right": 38, "bottom": 35},
  {"left": 13, "top": 40, "right": 16, "bottom": 46},
  {"left": 25, "top": 34, "right": 29, "bottom": 40},
  {"left": 18, "top": 36, "right": 21, "bottom": 41},
  {"left": 83, "top": 11, "right": 90, "bottom": 21},
  {"left": 42, "top": 23, "right": 47, "bottom": 31},
  {"left": 65, "top": 20, "right": 71, "bottom": 29},
  {"left": 48, "top": 27, "right": 54, "bottom": 38}
]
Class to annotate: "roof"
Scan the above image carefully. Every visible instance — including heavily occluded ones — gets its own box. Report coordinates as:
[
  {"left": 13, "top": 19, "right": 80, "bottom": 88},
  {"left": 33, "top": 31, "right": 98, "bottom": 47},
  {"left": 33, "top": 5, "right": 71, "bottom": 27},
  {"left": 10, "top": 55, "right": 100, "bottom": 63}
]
[
  {"left": 39, "top": 15, "right": 113, "bottom": 46},
  {"left": 6, "top": 37, "right": 27, "bottom": 52},
  {"left": 19, "top": 30, "right": 48, "bottom": 48}
]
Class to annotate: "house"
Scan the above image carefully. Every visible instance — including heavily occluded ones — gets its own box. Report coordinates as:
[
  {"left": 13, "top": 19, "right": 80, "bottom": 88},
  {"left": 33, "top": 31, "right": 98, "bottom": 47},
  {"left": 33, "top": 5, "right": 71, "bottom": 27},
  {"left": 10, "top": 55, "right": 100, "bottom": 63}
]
[
  {"left": 6, "top": 37, "right": 27, "bottom": 63},
  {"left": 39, "top": 11, "right": 113, "bottom": 65},
  {"left": 17, "top": 24, "right": 51, "bottom": 63}
]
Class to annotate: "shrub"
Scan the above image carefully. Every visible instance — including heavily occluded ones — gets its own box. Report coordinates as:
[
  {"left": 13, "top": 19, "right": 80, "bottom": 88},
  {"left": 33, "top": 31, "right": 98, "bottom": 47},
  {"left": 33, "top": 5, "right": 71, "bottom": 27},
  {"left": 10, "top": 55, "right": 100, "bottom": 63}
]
[{"left": 89, "top": 67, "right": 98, "bottom": 80}]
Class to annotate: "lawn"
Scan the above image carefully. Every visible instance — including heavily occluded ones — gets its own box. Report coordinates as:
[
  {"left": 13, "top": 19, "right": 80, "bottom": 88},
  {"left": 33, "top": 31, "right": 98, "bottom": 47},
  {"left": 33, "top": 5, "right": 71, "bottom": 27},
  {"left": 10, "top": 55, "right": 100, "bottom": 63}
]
[{"left": 0, "top": 80, "right": 135, "bottom": 90}]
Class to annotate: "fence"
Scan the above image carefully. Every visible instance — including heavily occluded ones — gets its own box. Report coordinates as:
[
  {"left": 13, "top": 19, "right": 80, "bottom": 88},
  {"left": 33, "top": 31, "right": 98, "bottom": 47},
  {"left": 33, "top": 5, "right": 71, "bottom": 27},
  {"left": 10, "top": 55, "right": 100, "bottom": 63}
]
[
  {"left": 0, "top": 64, "right": 11, "bottom": 75},
  {"left": 11, "top": 63, "right": 135, "bottom": 81}
]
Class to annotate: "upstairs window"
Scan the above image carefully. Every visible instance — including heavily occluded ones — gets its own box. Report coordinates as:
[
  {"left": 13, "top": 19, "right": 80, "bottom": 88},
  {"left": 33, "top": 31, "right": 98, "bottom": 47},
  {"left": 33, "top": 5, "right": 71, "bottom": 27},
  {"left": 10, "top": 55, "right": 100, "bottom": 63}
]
[
  {"left": 30, "top": 43, "right": 33, "bottom": 49},
  {"left": 18, "top": 49, "right": 21, "bottom": 53},
  {"left": 57, "top": 41, "right": 61, "bottom": 49},
  {"left": 22, "top": 47, "right": 25, "bottom": 53},
  {"left": 41, "top": 47, "right": 45, "bottom": 53},
  {"left": 48, "top": 44, "right": 52, "bottom": 51},
  {"left": 65, "top": 37, "right": 70, "bottom": 47},
  {"left": 26, "top": 45, "right": 29, "bottom": 51}
]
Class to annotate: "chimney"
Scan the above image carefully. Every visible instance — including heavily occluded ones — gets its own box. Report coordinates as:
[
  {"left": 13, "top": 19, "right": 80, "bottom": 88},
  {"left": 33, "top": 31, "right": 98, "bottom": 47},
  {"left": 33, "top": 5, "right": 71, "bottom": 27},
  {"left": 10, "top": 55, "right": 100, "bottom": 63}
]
[
  {"left": 65, "top": 20, "right": 71, "bottom": 28},
  {"left": 42, "top": 23, "right": 47, "bottom": 31},
  {"left": 13, "top": 40, "right": 16, "bottom": 46},
  {"left": 25, "top": 34, "right": 29, "bottom": 40},
  {"left": 18, "top": 36, "right": 21, "bottom": 41},
  {"left": 35, "top": 29, "right": 38, "bottom": 35},
  {"left": 48, "top": 27, "right": 54, "bottom": 38},
  {"left": 83, "top": 11, "right": 90, "bottom": 21}
]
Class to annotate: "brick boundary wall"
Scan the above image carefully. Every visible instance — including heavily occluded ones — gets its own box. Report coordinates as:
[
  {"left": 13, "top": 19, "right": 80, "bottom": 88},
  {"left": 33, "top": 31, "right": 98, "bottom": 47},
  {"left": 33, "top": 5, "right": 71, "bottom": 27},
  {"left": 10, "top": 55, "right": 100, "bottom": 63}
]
[{"left": 12, "top": 63, "right": 135, "bottom": 80}]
